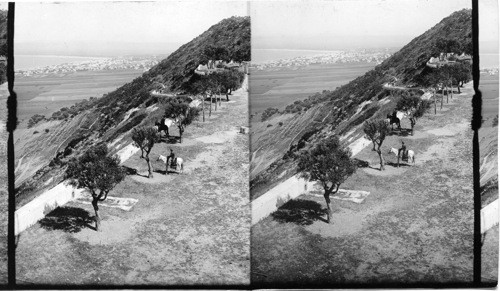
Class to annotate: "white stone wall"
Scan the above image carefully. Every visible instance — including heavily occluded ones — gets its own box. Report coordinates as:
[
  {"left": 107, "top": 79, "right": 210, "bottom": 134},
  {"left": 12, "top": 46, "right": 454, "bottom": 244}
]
[
  {"left": 15, "top": 183, "right": 85, "bottom": 235},
  {"left": 481, "top": 199, "right": 499, "bottom": 234}
]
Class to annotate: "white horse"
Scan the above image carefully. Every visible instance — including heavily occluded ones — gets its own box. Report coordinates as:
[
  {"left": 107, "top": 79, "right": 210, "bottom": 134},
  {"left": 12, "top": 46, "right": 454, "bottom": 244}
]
[
  {"left": 157, "top": 154, "right": 184, "bottom": 174},
  {"left": 395, "top": 111, "right": 407, "bottom": 121},
  {"left": 388, "top": 147, "right": 415, "bottom": 164}
]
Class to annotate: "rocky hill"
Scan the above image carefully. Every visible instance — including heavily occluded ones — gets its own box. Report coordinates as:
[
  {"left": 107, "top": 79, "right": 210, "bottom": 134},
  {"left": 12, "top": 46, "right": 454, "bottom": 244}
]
[
  {"left": 15, "top": 16, "right": 250, "bottom": 206},
  {"left": 250, "top": 9, "right": 472, "bottom": 199}
]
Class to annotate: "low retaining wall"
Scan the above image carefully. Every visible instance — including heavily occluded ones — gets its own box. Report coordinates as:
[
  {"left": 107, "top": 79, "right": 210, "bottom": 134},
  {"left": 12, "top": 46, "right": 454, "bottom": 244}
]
[
  {"left": 251, "top": 175, "right": 314, "bottom": 225},
  {"left": 251, "top": 134, "right": 371, "bottom": 225},
  {"left": 481, "top": 199, "right": 499, "bottom": 234},
  {"left": 15, "top": 143, "right": 141, "bottom": 235},
  {"left": 15, "top": 183, "right": 85, "bottom": 235}
]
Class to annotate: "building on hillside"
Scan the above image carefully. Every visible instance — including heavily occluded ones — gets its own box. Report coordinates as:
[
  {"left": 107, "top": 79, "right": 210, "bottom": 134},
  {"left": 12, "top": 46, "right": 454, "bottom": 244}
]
[
  {"left": 456, "top": 52, "right": 472, "bottom": 63},
  {"left": 195, "top": 64, "right": 210, "bottom": 75},
  {"left": 225, "top": 60, "right": 240, "bottom": 69},
  {"left": 426, "top": 57, "right": 441, "bottom": 68}
]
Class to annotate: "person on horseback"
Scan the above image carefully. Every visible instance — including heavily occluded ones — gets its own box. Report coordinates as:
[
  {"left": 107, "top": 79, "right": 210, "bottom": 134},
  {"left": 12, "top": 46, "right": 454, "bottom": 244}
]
[
  {"left": 399, "top": 141, "right": 407, "bottom": 160},
  {"left": 167, "top": 148, "right": 176, "bottom": 169}
]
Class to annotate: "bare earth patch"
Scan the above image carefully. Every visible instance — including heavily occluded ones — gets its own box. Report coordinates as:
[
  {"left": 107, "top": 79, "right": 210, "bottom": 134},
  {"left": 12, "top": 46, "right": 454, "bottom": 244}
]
[
  {"left": 362, "top": 164, "right": 409, "bottom": 176},
  {"left": 252, "top": 84, "right": 475, "bottom": 285},
  {"left": 16, "top": 82, "right": 251, "bottom": 285}
]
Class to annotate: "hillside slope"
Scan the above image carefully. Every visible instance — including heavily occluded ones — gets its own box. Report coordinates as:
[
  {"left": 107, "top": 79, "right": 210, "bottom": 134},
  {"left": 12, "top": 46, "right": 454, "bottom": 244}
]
[
  {"left": 15, "top": 16, "right": 250, "bottom": 205},
  {"left": 250, "top": 9, "right": 472, "bottom": 199}
]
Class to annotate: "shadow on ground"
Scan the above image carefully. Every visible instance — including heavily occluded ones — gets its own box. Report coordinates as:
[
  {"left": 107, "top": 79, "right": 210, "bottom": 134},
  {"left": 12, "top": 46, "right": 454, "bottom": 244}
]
[
  {"left": 158, "top": 136, "right": 181, "bottom": 144},
  {"left": 354, "top": 158, "right": 370, "bottom": 168},
  {"left": 388, "top": 128, "right": 412, "bottom": 137},
  {"left": 386, "top": 161, "right": 412, "bottom": 168},
  {"left": 153, "top": 169, "right": 167, "bottom": 175},
  {"left": 39, "top": 206, "right": 95, "bottom": 233},
  {"left": 123, "top": 166, "right": 138, "bottom": 175},
  {"left": 272, "top": 199, "right": 328, "bottom": 226}
]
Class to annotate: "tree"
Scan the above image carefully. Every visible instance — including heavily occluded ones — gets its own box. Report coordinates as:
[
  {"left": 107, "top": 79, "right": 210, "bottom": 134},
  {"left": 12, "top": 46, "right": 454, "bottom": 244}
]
[
  {"left": 218, "top": 69, "right": 245, "bottom": 101},
  {"left": 297, "top": 135, "right": 356, "bottom": 223},
  {"left": 425, "top": 70, "right": 443, "bottom": 114},
  {"left": 164, "top": 97, "right": 200, "bottom": 143},
  {"left": 441, "top": 65, "right": 454, "bottom": 101},
  {"left": 450, "top": 62, "right": 472, "bottom": 93},
  {"left": 191, "top": 76, "right": 214, "bottom": 122},
  {"left": 131, "top": 126, "right": 158, "bottom": 178},
  {"left": 202, "top": 45, "right": 229, "bottom": 63},
  {"left": 396, "top": 93, "right": 430, "bottom": 136},
  {"left": 66, "top": 143, "right": 125, "bottom": 231},
  {"left": 209, "top": 73, "right": 223, "bottom": 111},
  {"left": 363, "top": 119, "right": 390, "bottom": 171},
  {"left": 433, "top": 37, "right": 461, "bottom": 55}
]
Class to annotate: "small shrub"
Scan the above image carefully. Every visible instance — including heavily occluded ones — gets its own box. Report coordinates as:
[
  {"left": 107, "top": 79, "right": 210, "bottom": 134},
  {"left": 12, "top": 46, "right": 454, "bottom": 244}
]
[
  {"left": 267, "top": 124, "right": 273, "bottom": 127},
  {"left": 261, "top": 107, "right": 279, "bottom": 122},
  {"left": 278, "top": 121, "right": 283, "bottom": 126},
  {"left": 493, "top": 115, "right": 498, "bottom": 127},
  {"left": 27, "top": 114, "right": 46, "bottom": 128},
  {"left": 45, "top": 129, "right": 49, "bottom": 133},
  {"left": 33, "top": 131, "right": 39, "bottom": 134}
]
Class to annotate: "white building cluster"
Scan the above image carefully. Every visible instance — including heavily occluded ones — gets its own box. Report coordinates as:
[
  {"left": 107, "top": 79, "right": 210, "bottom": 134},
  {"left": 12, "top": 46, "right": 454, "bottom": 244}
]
[
  {"left": 251, "top": 49, "right": 393, "bottom": 71},
  {"left": 15, "top": 56, "right": 161, "bottom": 77}
]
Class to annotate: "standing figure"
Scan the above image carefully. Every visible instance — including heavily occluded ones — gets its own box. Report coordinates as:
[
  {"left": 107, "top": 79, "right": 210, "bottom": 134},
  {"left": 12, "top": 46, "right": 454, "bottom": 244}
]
[
  {"left": 167, "top": 148, "right": 176, "bottom": 171},
  {"left": 399, "top": 141, "right": 407, "bottom": 160}
]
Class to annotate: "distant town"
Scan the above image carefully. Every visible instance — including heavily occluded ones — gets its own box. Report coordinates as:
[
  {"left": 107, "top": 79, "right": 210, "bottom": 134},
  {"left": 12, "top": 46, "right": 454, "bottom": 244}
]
[
  {"left": 481, "top": 67, "right": 499, "bottom": 75},
  {"left": 15, "top": 55, "right": 162, "bottom": 76},
  {"left": 251, "top": 48, "right": 395, "bottom": 71}
]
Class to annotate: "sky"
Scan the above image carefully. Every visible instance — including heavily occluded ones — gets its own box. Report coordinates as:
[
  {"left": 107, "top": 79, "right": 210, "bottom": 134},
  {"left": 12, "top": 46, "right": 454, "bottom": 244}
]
[
  {"left": 14, "top": 1, "right": 248, "bottom": 56},
  {"left": 251, "top": 0, "right": 479, "bottom": 50}
]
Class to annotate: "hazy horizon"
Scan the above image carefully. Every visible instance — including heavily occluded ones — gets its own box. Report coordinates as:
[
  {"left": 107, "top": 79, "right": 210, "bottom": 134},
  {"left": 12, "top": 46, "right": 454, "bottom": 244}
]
[
  {"left": 252, "top": 0, "right": 473, "bottom": 50},
  {"left": 14, "top": 1, "right": 248, "bottom": 57}
]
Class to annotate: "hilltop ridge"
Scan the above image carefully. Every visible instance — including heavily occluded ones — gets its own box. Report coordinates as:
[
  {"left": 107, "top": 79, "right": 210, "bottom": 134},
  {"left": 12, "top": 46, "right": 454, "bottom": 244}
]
[
  {"left": 15, "top": 16, "right": 250, "bottom": 204},
  {"left": 250, "top": 9, "right": 472, "bottom": 199}
]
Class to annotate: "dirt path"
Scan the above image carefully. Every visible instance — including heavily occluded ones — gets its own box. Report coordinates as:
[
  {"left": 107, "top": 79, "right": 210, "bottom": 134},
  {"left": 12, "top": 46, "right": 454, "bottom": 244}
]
[
  {"left": 252, "top": 83, "right": 476, "bottom": 285},
  {"left": 16, "top": 78, "right": 250, "bottom": 285}
]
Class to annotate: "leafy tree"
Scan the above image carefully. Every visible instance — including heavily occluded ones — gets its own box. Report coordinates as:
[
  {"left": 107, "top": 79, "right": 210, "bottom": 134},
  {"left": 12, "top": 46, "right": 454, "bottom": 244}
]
[
  {"left": 425, "top": 70, "right": 444, "bottom": 114},
  {"left": 440, "top": 65, "right": 454, "bottom": 101},
  {"left": 396, "top": 93, "right": 430, "bottom": 136},
  {"left": 363, "top": 119, "right": 390, "bottom": 171},
  {"left": 131, "top": 126, "right": 158, "bottom": 178},
  {"left": 27, "top": 114, "right": 46, "bottom": 128},
  {"left": 66, "top": 143, "right": 125, "bottom": 231},
  {"left": 434, "top": 37, "right": 461, "bottom": 55},
  {"left": 202, "top": 45, "right": 229, "bottom": 63},
  {"left": 297, "top": 135, "right": 356, "bottom": 223},
  {"left": 218, "top": 69, "right": 245, "bottom": 101},
  {"left": 191, "top": 76, "right": 214, "bottom": 122},
  {"left": 450, "top": 62, "right": 472, "bottom": 93},
  {"left": 164, "top": 97, "right": 200, "bottom": 143},
  {"left": 261, "top": 107, "right": 279, "bottom": 122},
  {"left": 209, "top": 73, "right": 223, "bottom": 111}
]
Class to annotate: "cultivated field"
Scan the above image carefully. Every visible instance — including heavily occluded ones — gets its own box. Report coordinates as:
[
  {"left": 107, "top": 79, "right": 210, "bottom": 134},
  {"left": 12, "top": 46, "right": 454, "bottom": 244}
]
[
  {"left": 15, "top": 69, "right": 144, "bottom": 127},
  {"left": 249, "top": 63, "right": 375, "bottom": 117},
  {"left": 252, "top": 83, "right": 489, "bottom": 285},
  {"left": 16, "top": 82, "right": 250, "bottom": 285}
]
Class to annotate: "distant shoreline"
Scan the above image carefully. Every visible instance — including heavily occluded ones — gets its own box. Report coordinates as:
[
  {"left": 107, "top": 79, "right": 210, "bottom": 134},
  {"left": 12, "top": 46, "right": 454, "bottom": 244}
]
[{"left": 15, "top": 54, "right": 109, "bottom": 71}]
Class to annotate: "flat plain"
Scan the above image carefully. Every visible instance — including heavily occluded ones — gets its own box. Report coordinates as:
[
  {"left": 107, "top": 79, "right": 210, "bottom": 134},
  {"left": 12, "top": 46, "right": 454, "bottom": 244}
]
[
  {"left": 249, "top": 63, "right": 375, "bottom": 117},
  {"left": 15, "top": 69, "right": 144, "bottom": 127}
]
